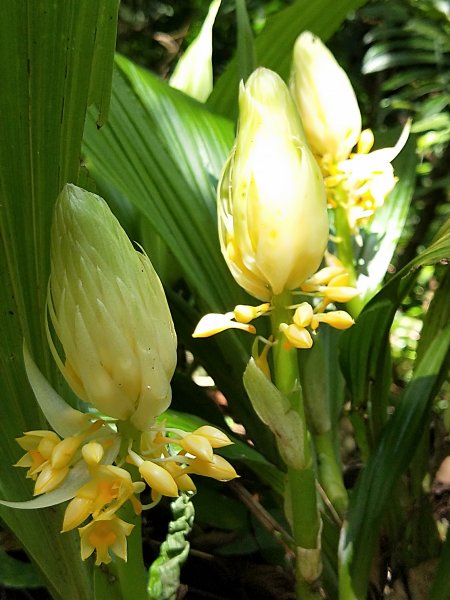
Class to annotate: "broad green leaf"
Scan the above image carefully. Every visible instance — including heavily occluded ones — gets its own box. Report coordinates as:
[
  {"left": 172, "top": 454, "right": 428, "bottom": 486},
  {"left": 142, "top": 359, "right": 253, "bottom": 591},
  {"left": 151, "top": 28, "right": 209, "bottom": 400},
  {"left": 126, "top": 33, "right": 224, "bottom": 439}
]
[
  {"left": 0, "top": 2, "right": 118, "bottom": 598},
  {"left": 84, "top": 55, "right": 240, "bottom": 313},
  {"left": 430, "top": 526, "right": 450, "bottom": 600},
  {"left": 0, "top": 551, "right": 44, "bottom": 589},
  {"left": 208, "top": 0, "right": 368, "bottom": 118},
  {"left": 82, "top": 57, "right": 280, "bottom": 462},
  {"left": 235, "top": 0, "right": 257, "bottom": 82},
  {"left": 339, "top": 324, "right": 450, "bottom": 600},
  {"left": 340, "top": 217, "right": 450, "bottom": 410},
  {"left": 148, "top": 494, "right": 195, "bottom": 600}
]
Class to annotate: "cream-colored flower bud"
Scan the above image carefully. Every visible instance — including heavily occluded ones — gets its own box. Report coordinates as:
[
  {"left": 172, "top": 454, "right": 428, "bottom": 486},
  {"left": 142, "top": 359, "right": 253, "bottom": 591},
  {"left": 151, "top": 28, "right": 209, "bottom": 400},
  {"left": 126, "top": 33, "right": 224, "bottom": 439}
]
[
  {"left": 312, "top": 311, "right": 354, "bottom": 330},
  {"left": 47, "top": 184, "right": 177, "bottom": 431},
  {"left": 179, "top": 434, "right": 214, "bottom": 462},
  {"left": 280, "top": 323, "right": 313, "bottom": 349},
  {"left": 34, "top": 464, "right": 69, "bottom": 496},
  {"left": 192, "top": 426, "right": 233, "bottom": 448},
  {"left": 186, "top": 454, "right": 238, "bottom": 481},
  {"left": 139, "top": 461, "right": 179, "bottom": 497},
  {"left": 290, "top": 31, "right": 361, "bottom": 162},
  {"left": 218, "top": 67, "right": 329, "bottom": 301},
  {"left": 293, "top": 303, "right": 314, "bottom": 328},
  {"left": 82, "top": 442, "right": 104, "bottom": 466},
  {"left": 324, "top": 286, "right": 360, "bottom": 303},
  {"left": 170, "top": 0, "right": 221, "bottom": 102},
  {"left": 51, "top": 436, "right": 81, "bottom": 470}
]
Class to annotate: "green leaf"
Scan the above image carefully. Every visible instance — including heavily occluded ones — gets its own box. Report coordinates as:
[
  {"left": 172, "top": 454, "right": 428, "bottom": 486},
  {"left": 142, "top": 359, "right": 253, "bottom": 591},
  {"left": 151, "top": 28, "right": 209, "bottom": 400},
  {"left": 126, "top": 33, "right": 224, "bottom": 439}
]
[
  {"left": 148, "top": 494, "right": 195, "bottom": 600},
  {"left": 0, "top": 2, "right": 118, "bottom": 598},
  {"left": 82, "top": 56, "right": 280, "bottom": 462},
  {"left": 339, "top": 324, "right": 450, "bottom": 600},
  {"left": 0, "top": 551, "right": 44, "bottom": 589},
  {"left": 235, "top": 0, "right": 257, "bottom": 82},
  {"left": 208, "top": 0, "right": 368, "bottom": 118},
  {"left": 340, "top": 217, "right": 450, "bottom": 410}
]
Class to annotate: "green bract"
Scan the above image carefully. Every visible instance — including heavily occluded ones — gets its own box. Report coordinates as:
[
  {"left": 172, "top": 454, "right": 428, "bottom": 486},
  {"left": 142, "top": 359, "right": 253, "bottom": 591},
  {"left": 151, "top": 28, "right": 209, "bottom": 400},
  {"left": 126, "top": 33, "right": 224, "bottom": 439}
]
[{"left": 47, "top": 184, "right": 177, "bottom": 430}]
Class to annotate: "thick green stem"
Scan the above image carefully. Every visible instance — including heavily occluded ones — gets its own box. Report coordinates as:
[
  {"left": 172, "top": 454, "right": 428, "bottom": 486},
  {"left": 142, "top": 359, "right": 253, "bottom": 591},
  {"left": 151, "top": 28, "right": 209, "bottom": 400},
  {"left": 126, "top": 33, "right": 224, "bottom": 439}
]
[
  {"left": 334, "top": 205, "right": 363, "bottom": 318},
  {"left": 314, "top": 430, "right": 347, "bottom": 519},
  {"left": 298, "top": 335, "right": 348, "bottom": 519},
  {"left": 271, "top": 291, "right": 322, "bottom": 600}
]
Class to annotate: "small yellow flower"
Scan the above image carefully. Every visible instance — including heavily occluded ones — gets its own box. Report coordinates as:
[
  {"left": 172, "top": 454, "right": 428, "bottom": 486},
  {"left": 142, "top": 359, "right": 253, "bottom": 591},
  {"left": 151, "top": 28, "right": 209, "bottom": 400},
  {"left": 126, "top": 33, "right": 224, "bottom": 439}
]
[
  {"left": 138, "top": 461, "right": 179, "bottom": 497},
  {"left": 62, "top": 464, "right": 143, "bottom": 532},
  {"left": 192, "top": 312, "right": 256, "bottom": 337},
  {"left": 79, "top": 515, "right": 134, "bottom": 565},
  {"left": 331, "top": 123, "right": 410, "bottom": 229},
  {"left": 15, "top": 430, "right": 60, "bottom": 479}
]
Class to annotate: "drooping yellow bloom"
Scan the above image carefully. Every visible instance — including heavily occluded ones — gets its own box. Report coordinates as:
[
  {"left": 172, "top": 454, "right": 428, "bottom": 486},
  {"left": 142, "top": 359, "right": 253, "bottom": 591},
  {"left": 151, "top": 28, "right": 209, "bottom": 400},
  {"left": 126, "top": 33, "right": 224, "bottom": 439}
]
[
  {"left": 47, "top": 184, "right": 177, "bottom": 431},
  {"left": 290, "top": 31, "right": 361, "bottom": 163},
  {"left": 79, "top": 515, "right": 134, "bottom": 565},
  {"left": 218, "top": 67, "right": 329, "bottom": 301}
]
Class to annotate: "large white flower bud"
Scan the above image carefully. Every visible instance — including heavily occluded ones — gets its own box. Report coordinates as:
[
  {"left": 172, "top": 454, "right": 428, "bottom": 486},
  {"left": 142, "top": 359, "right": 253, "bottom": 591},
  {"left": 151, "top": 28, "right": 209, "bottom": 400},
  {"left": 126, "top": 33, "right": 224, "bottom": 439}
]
[
  {"left": 218, "top": 67, "right": 329, "bottom": 301},
  {"left": 47, "top": 184, "right": 177, "bottom": 431},
  {"left": 290, "top": 31, "right": 362, "bottom": 162}
]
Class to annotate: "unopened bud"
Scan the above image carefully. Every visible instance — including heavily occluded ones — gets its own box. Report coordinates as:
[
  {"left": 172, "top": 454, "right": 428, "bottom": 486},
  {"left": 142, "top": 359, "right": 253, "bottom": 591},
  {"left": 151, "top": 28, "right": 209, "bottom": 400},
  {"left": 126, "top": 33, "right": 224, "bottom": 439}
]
[
  {"left": 139, "top": 461, "right": 179, "bottom": 497},
  {"left": 218, "top": 67, "right": 328, "bottom": 300},
  {"left": 48, "top": 185, "right": 177, "bottom": 431},
  {"left": 290, "top": 31, "right": 361, "bottom": 162}
]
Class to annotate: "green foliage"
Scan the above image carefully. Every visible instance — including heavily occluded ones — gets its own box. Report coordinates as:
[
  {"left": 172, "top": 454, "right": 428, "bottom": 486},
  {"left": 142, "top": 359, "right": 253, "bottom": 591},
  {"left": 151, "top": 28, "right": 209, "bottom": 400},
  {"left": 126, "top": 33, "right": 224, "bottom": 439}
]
[
  {"left": 0, "top": 2, "right": 118, "bottom": 598},
  {"left": 1, "top": 1, "right": 450, "bottom": 599}
]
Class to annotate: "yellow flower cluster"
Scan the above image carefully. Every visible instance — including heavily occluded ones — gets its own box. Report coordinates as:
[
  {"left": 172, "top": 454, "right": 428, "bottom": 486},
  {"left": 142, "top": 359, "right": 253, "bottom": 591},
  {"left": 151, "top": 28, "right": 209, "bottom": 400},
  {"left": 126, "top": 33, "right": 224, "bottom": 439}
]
[
  {"left": 194, "top": 256, "right": 356, "bottom": 353},
  {"left": 9, "top": 185, "right": 239, "bottom": 566},
  {"left": 15, "top": 419, "right": 236, "bottom": 565},
  {"left": 290, "top": 31, "right": 409, "bottom": 232}
]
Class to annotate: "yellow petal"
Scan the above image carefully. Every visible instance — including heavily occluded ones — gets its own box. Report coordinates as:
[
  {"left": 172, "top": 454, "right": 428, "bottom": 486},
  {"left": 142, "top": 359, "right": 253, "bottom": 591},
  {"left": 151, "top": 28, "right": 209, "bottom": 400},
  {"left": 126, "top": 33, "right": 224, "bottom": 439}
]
[
  {"left": 313, "top": 311, "right": 355, "bottom": 330},
  {"left": 179, "top": 434, "right": 214, "bottom": 462},
  {"left": 324, "top": 286, "right": 359, "bottom": 303},
  {"left": 293, "top": 303, "right": 314, "bottom": 328},
  {"left": 192, "top": 426, "right": 233, "bottom": 448},
  {"left": 139, "top": 461, "right": 179, "bottom": 497},
  {"left": 192, "top": 313, "right": 256, "bottom": 337},
  {"left": 280, "top": 323, "right": 313, "bottom": 349}
]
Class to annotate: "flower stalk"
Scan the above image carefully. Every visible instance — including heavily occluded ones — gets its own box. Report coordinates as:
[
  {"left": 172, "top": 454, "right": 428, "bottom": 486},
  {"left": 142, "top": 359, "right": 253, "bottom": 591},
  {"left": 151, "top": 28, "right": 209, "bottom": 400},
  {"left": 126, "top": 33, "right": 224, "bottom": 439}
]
[{"left": 270, "top": 292, "right": 322, "bottom": 600}]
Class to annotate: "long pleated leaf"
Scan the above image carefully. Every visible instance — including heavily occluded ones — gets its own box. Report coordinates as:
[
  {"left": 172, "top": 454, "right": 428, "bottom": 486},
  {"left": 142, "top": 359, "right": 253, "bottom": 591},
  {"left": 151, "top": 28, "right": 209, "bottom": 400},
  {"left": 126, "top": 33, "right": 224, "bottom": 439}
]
[
  {"left": 340, "top": 218, "right": 450, "bottom": 409},
  {"left": 339, "top": 324, "right": 450, "bottom": 600},
  {"left": 82, "top": 57, "right": 280, "bottom": 461},
  {"left": 208, "top": 0, "right": 368, "bottom": 118},
  {"left": 338, "top": 222, "right": 450, "bottom": 599},
  {"left": 0, "top": 2, "right": 118, "bottom": 598}
]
